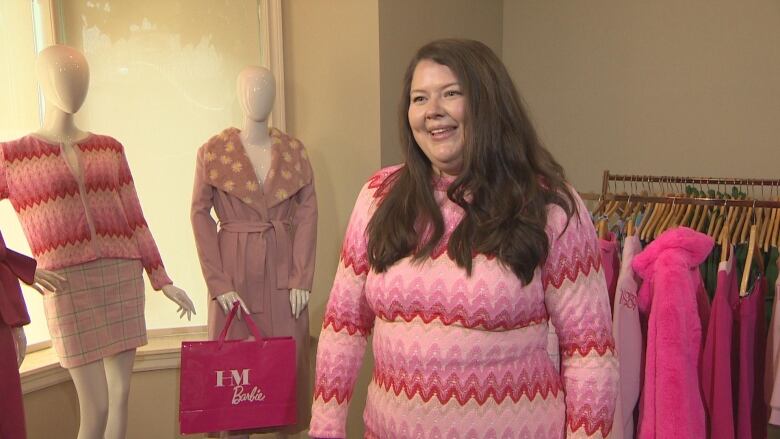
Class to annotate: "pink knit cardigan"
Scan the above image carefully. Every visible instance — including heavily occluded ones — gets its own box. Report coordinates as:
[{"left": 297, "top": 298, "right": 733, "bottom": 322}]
[
  {"left": 632, "top": 227, "right": 713, "bottom": 439},
  {"left": 0, "top": 134, "right": 171, "bottom": 290}
]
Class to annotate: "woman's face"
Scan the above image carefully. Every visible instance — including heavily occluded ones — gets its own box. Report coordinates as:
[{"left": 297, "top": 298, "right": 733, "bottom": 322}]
[{"left": 408, "top": 59, "right": 466, "bottom": 177}]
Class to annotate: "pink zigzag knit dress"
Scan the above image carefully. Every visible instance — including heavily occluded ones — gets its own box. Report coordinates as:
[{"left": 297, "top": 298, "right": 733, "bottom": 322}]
[{"left": 310, "top": 166, "right": 618, "bottom": 439}]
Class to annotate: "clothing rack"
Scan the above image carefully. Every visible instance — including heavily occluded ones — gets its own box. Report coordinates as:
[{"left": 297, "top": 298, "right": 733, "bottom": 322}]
[{"left": 579, "top": 171, "right": 780, "bottom": 209}]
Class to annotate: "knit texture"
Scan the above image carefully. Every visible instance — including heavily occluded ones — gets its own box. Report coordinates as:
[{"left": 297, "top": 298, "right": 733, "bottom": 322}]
[
  {"left": 0, "top": 134, "right": 171, "bottom": 289},
  {"left": 310, "top": 166, "right": 618, "bottom": 438}
]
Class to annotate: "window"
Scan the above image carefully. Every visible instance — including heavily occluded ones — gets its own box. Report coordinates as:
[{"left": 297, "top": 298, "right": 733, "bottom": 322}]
[{"left": 1, "top": 0, "right": 283, "bottom": 345}]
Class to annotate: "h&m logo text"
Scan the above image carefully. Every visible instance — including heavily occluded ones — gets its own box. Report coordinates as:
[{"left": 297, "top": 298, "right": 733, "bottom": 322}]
[{"left": 215, "top": 369, "right": 267, "bottom": 405}]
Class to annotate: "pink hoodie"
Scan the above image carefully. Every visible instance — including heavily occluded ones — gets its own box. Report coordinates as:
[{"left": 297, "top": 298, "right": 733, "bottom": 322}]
[{"left": 632, "top": 227, "right": 714, "bottom": 439}]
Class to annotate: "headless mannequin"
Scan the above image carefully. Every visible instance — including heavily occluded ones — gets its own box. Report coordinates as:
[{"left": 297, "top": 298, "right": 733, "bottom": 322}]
[
  {"left": 213, "top": 66, "right": 309, "bottom": 439},
  {"left": 216, "top": 66, "right": 310, "bottom": 322},
  {"left": 30, "top": 45, "right": 196, "bottom": 439}
]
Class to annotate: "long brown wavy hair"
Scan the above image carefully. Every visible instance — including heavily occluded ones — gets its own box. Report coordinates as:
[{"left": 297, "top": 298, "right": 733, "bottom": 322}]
[{"left": 367, "top": 39, "right": 577, "bottom": 284}]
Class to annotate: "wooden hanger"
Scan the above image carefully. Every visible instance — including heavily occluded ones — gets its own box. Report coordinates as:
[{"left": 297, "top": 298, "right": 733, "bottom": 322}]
[
  {"left": 653, "top": 198, "right": 676, "bottom": 238},
  {"left": 734, "top": 206, "right": 752, "bottom": 244},
  {"left": 592, "top": 194, "right": 609, "bottom": 218},
  {"left": 711, "top": 207, "right": 728, "bottom": 240},
  {"left": 642, "top": 200, "right": 667, "bottom": 241},
  {"left": 739, "top": 224, "right": 764, "bottom": 297},
  {"left": 689, "top": 204, "right": 702, "bottom": 229},
  {"left": 751, "top": 207, "right": 764, "bottom": 246},
  {"left": 627, "top": 211, "right": 636, "bottom": 236},
  {"left": 720, "top": 226, "right": 731, "bottom": 263},
  {"left": 771, "top": 197, "right": 780, "bottom": 248},
  {"left": 765, "top": 204, "right": 779, "bottom": 251},
  {"left": 605, "top": 191, "right": 626, "bottom": 218},
  {"left": 598, "top": 217, "right": 610, "bottom": 239},
  {"left": 638, "top": 201, "right": 658, "bottom": 240},
  {"left": 695, "top": 204, "right": 711, "bottom": 233}
]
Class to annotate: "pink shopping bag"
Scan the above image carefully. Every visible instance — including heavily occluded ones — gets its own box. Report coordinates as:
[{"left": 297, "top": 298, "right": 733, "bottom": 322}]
[{"left": 179, "top": 302, "right": 296, "bottom": 434}]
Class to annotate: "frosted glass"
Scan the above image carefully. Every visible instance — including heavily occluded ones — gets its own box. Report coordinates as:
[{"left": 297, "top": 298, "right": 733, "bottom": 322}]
[{"left": 55, "top": 0, "right": 266, "bottom": 332}]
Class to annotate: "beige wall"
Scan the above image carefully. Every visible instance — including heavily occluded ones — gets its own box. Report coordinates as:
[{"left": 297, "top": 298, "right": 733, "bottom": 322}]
[
  {"left": 502, "top": 0, "right": 780, "bottom": 193},
  {"left": 283, "top": 0, "right": 381, "bottom": 350},
  {"left": 378, "top": 0, "right": 504, "bottom": 166},
  {"left": 283, "top": 1, "right": 381, "bottom": 436}
]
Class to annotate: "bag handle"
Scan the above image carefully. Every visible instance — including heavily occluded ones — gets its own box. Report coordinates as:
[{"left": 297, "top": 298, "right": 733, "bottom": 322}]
[{"left": 217, "top": 302, "right": 264, "bottom": 346}]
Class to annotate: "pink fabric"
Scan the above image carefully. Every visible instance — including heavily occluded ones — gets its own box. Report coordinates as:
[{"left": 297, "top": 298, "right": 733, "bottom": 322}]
[
  {"left": 599, "top": 232, "right": 620, "bottom": 314},
  {"left": 191, "top": 127, "right": 317, "bottom": 432},
  {"left": 310, "top": 166, "right": 618, "bottom": 438},
  {"left": 0, "top": 230, "right": 35, "bottom": 439},
  {"left": 0, "top": 134, "right": 171, "bottom": 289},
  {"left": 631, "top": 227, "right": 714, "bottom": 439},
  {"left": 611, "top": 235, "right": 642, "bottom": 439},
  {"left": 701, "top": 256, "right": 737, "bottom": 439},
  {"left": 735, "top": 276, "right": 767, "bottom": 439},
  {"left": 42, "top": 258, "right": 146, "bottom": 368},
  {"left": 767, "top": 268, "right": 780, "bottom": 425}
]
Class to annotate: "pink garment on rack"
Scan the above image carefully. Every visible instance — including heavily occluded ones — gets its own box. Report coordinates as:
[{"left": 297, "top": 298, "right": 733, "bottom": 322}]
[
  {"left": 600, "top": 232, "right": 620, "bottom": 315},
  {"left": 701, "top": 256, "right": 737, "bottom": 439},
  {"left": 735, "top": 276, "right": 767, "bottom": 439},
  {"left": 766, "top": 269, "right": 780, "bottom": 425},
  {"left": 631, "top": 227, "right": 713, "bottom": 439},
  {"left": 611, "top": 235, "right": 643, "bottom": 439}
]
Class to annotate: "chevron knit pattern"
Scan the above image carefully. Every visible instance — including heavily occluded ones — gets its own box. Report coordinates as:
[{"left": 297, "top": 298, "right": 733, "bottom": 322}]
[
  {"left": 310, "top": 166, "right": 618, "bottom": 439},
  {"left": 0, "top": 134, "right": 171, "bottom": 290}
]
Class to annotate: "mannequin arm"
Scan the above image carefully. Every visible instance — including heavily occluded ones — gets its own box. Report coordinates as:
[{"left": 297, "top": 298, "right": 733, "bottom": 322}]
[
  {"left": 215, "top": 291, "right": 249, "bottom": 319},
  {"left": 32, "top": 268, "right": 66, "bottom": 294},
  {"left": 13, "top": 326, "right": 26, "bottom": 367},
  {"left": 161, "top": 284, "right": 196, "bottom": 321},
  {"left": 289, "top": 288, "right": 310, "bottom": 319}
]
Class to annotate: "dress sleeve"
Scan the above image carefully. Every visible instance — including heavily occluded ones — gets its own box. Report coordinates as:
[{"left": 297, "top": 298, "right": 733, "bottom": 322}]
[
  {"left": 768, "top": 274, "right": 780, "bottom": 425},
  {"left": 288, "top": 178, "right": 317, "bottom": 291},
  {"left": 309, "top": 181, "right": 376, "bottom": 439},
  {"left": 115, "top": 144, "right": 172, "bottom": 290},
  {"left": 190, "top": 147, "right": 235, "bottom": 298},
  {"left": 542, "top": 191, "right": 618, "bottom": 438},
  {"left": 0, "top": 232, "right": 35, "bottom": 327}
]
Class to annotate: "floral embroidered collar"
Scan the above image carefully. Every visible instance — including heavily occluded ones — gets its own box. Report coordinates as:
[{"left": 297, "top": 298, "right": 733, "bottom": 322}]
[{"left": 201, "top": 127, "right": 312, "bottom": 210}]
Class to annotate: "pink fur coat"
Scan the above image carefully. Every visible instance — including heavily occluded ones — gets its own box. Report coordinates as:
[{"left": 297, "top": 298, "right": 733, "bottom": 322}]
[{"left": 632, "top": 227, "right": 714, "bottom": 439}]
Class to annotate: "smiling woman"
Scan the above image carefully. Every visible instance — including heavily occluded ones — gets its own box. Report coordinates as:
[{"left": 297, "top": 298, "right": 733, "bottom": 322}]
[
  {"left": 310, "top": 38, "right": 618, "bottom": 439},
  {"left": 407, "top": 59, "right": 466, "bottom": 176}
]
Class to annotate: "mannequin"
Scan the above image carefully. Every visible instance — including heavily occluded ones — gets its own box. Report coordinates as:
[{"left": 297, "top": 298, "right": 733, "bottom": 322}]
[
  {"left": 0, "top": 45, "right": 195, "bottom": 439},
  {"left": 217, "top": 66, "right": 310, "bottom": 320},
  {"left": 191, "top": 66, "right": 317, "bottom": 437}
]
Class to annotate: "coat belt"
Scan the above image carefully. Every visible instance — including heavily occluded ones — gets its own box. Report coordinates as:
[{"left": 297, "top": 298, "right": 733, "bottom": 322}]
[{"left": 219, "top": 220, "right": 291, "bottom": 306}]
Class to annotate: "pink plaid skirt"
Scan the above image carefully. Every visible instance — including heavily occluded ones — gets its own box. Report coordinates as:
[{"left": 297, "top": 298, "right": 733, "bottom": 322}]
[{"left": 42, "top": 258, "right": 147, "bottom": 368}]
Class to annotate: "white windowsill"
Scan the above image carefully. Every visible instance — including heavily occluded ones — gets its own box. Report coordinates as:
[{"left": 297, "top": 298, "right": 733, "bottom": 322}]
[{"left": 19, "top": 326, "right": 208, "bottom": 394}]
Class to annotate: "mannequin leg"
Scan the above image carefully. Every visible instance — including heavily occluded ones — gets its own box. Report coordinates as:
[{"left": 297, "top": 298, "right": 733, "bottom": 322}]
[
  {"left": 68, "top": 360, "right": 109, "bottom": 439},
  {"left": 103, "top": 349, "right": 136, "bottom": 439}
]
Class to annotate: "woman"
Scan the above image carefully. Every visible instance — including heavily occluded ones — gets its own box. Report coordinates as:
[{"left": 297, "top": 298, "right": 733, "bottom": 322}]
[{"left": 310, "top": 39, "right": 617, "bottom": 439}]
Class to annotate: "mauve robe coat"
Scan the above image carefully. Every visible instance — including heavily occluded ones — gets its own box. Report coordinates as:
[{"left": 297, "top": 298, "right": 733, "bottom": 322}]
[
  {"left": 0, "top": 230, "right": 36, "bottom": 439},
  {"left": 191, "top": 127, "right": 317, "bottom": 432}
]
